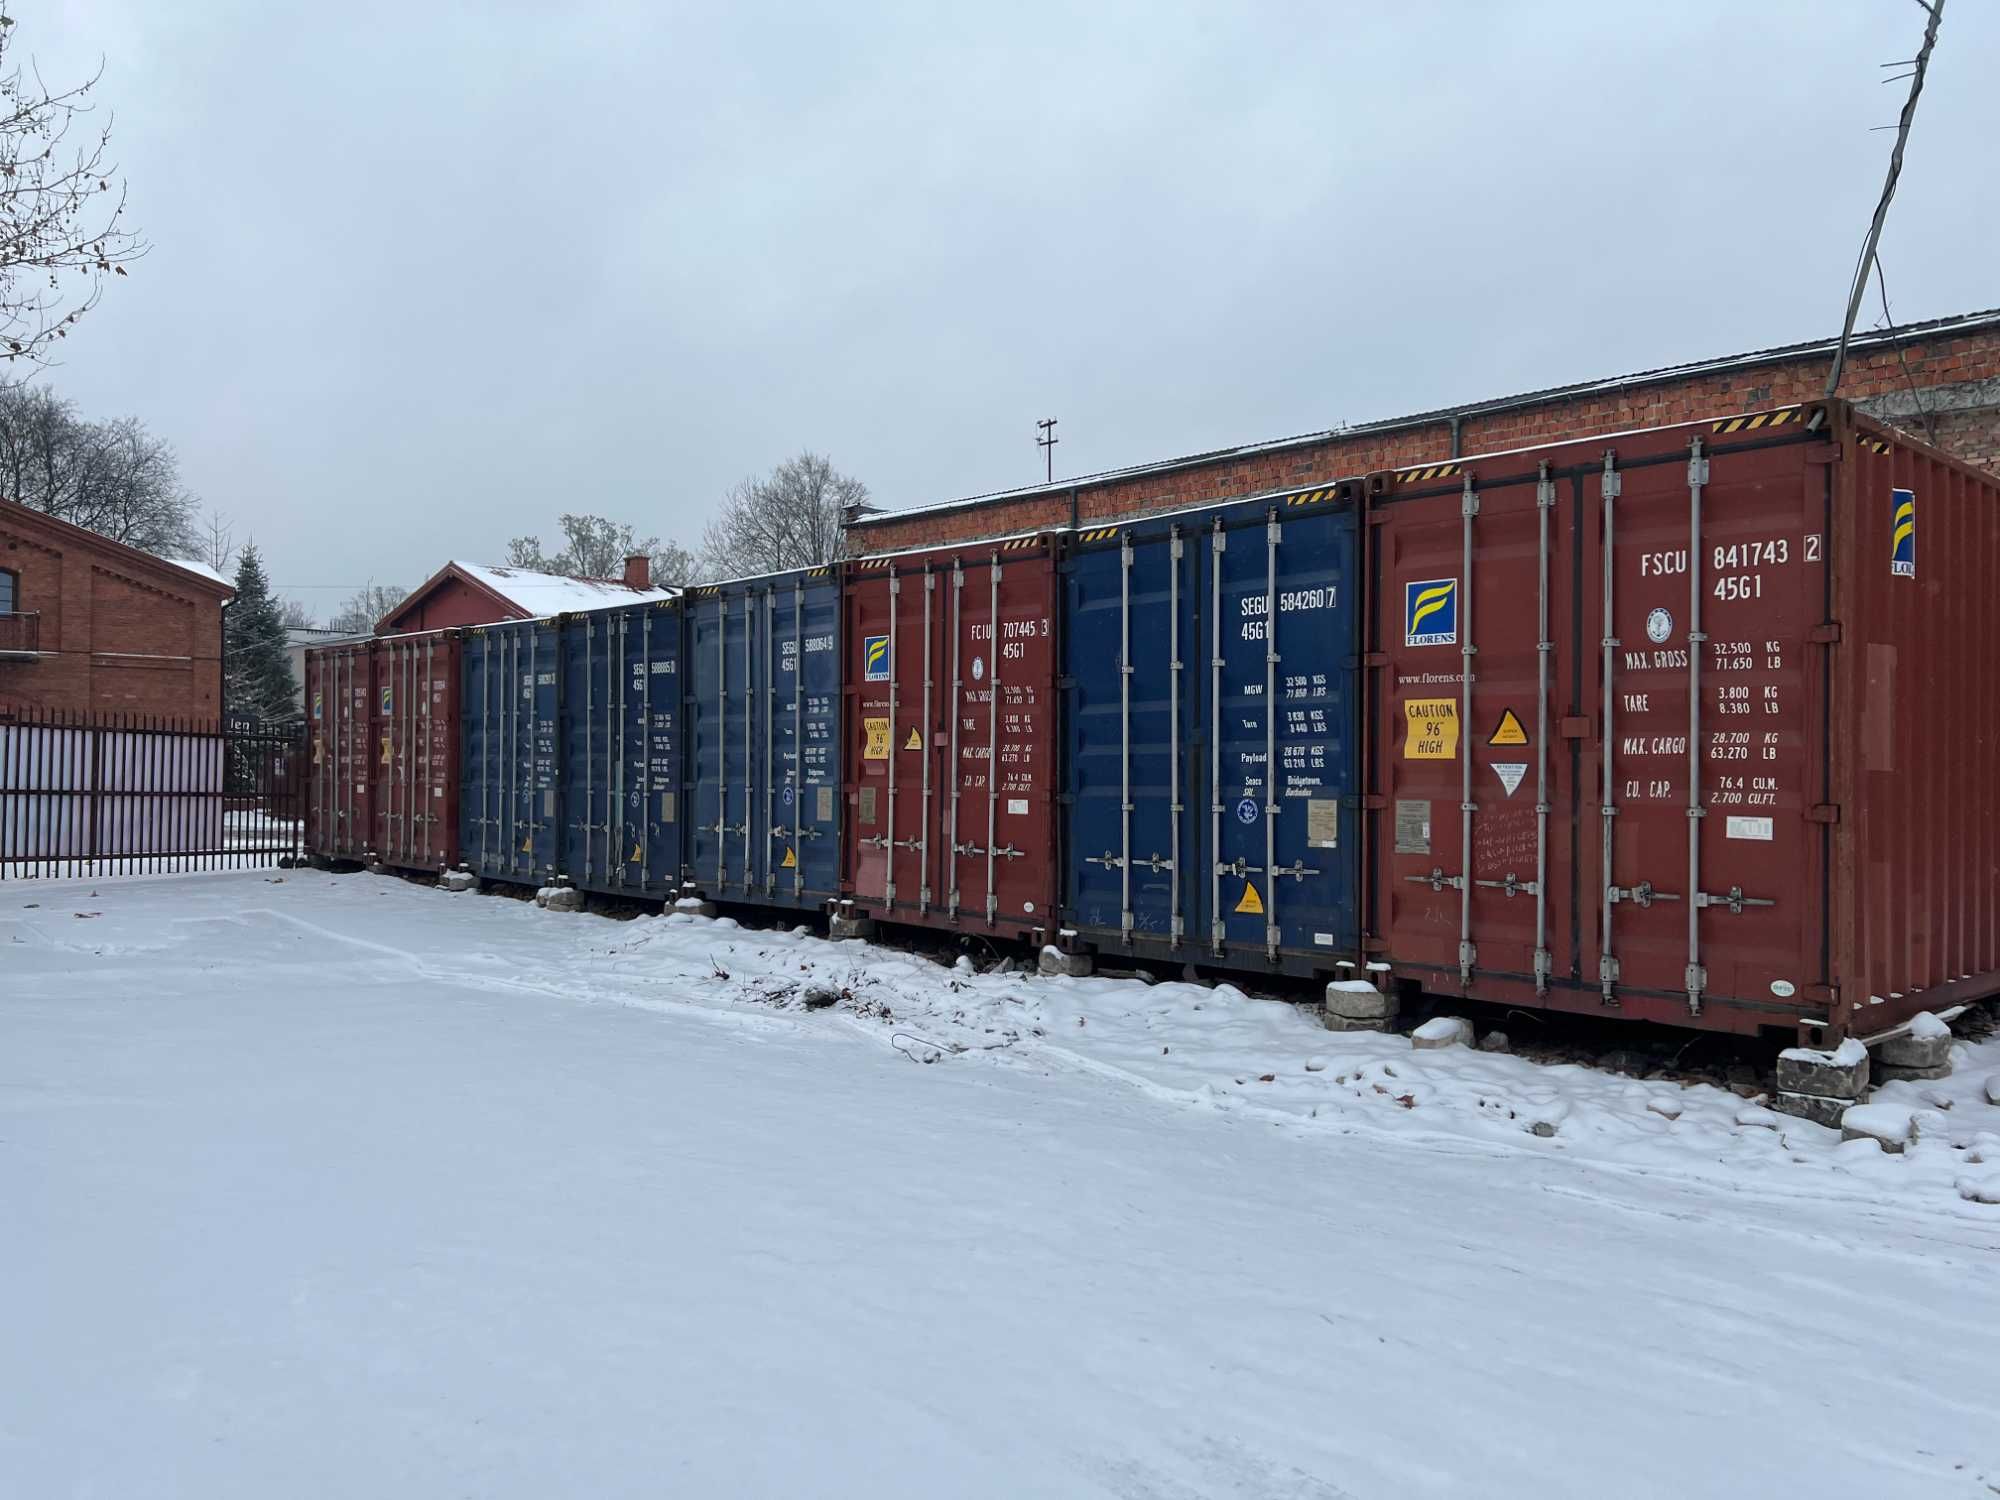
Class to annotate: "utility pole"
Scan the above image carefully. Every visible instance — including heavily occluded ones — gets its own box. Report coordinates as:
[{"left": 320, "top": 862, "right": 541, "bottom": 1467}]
[
  {"left": 1826, "top": 0, "right": 1945, "bottom": 399},
  {"left": 1036, "top": 417, "right": 1059, "bottom": 484}
]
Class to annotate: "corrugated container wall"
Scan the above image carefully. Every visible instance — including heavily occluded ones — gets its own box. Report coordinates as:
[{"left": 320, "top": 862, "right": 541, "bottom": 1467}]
[
  {"left": 1364, "top": 400, "right": 2000, "bottom": 1044},
  {"left": 559, "top": 602, "right": 682, "bottom": 900},
  {"left": 1060, "top": 484, "right": 1362, "bottom": 973},
  {"left": 369, "top": 631, "right": 462, "bottom": 873},
  {"left": 841, "top": 538, "right": 1059, "bottom": 941},
  {"left": 304, "top": 639, "right": 376, "bottom": 863},
  {"left": 460, "top": 618, "right": 563, "bottom": 887},
  {"left": 682, "top": 568, "right": 841, "bottom": 910}
]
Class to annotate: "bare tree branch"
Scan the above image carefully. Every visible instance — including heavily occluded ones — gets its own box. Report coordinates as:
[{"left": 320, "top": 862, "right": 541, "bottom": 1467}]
[
  {"left": 0, "top": 10, "right": 146, "bottom": 364},
  {"left": 702, "top": 452, "right": 864, "bottom": 578}
]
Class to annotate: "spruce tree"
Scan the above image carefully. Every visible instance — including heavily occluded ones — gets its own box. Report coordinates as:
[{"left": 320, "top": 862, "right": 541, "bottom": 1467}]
[{"left": 223, "top": 542, "right": 297, "bottom": 726}]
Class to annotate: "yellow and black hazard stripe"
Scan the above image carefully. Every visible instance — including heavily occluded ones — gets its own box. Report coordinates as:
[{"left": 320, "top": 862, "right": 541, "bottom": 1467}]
[
  {"left": 997, "top": 536, "right": 1038, "bottom": 551},
  {"left": 1859, "top": 436, "right": 1893, "bottom": 455},
  {"left": 1711, "top": 408, "right": 1802, "bottom": 434},
  {"left": 1078, "top": 526, "right": 1120, "bottom": 543},
  {"left": 854, "top": 556, "right": 893, "bottom": 570},
  {"left": 684, "top": 585, "right": 719, "bottom": 597},
  {"left": 1396, "top": 462, "right": 1463, "bottom": 485},
  {"left": 1285, "top": 486, "right": 1338, "bottom": 508},
  {"left": 805, "top": 566, "right": 831, "bottom": 577}
]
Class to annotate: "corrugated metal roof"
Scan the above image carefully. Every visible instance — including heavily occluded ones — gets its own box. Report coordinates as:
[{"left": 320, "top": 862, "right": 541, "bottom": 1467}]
[{"left": 852, "top": 305, "right": 2000, "bottom": 529}]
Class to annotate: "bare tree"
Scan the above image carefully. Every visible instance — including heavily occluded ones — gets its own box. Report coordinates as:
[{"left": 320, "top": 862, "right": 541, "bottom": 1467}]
[
  {"left": 506, "top": 512, "right": 696, "bottom": 587},
  {"left": 277, "top": 597, "right": 317, "bottom": 629},
  {"left": 0, "top": 384, "right": 197, "bottom": 554},
  {"left": 329, "top": 581, "right": 408, "bottom": 634},
  {"left": 197, "top": 508, "right": 235, "bottom": 571},
  {"left": 702, "top": 452, "right": 863, "bottom": 578},
  {"left": 0, "top": 8, "right": 146, "bottom": 364}
]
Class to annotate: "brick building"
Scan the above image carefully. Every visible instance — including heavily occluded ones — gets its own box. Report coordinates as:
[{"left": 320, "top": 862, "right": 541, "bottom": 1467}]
[
  {"left": 0, "top": 499, "right": 235, "bottom": 718},
  {"left": 377, "top": 556, "right": 673, "bottom": 634},
  {"left": 847, "top": 307, "right": 2000, "bottom": 553}
]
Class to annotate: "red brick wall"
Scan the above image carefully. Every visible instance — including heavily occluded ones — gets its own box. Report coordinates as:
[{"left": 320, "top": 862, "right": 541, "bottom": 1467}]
[
  {"left": 0, "top": 504, "right": 228, "bottom": 719},
  {"left": 849, "top": 325, "right": 2000, "bottom": 554}
]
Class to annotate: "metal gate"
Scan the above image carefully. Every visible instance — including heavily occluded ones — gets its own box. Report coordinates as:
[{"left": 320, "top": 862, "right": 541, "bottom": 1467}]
[{"left": 1, "top": 706, "right": 305, "bottom": 878}]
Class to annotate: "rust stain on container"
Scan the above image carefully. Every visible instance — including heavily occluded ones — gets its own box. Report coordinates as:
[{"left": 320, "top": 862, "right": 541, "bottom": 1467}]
[{"left": 1363, "top": 400, "right": 2000, "bottom": 1044}]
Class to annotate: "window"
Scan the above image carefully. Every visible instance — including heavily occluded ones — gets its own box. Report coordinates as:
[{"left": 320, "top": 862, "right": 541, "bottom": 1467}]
[{"left": 0, "top": 567, "right": 14, "bottom": 615}]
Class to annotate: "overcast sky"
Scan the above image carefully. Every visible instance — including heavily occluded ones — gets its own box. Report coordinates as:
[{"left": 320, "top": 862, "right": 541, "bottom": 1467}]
[{"left": 24, "top": 1, "right": 2000, "bottom": 615}]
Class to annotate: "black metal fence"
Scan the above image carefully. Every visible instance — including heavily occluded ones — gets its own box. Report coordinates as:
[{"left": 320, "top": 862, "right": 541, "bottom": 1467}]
[{"left": 0, "top": 706, "right": 305, "bottom": 879}]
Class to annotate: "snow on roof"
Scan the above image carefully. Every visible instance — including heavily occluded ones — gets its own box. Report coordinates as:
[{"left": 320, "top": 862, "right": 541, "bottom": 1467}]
[
  {"left": 166, "top": 557, "right": 236, "bottom": 590},
  {"left": 456, "top": 561, "right": 676, "bottom": 616}
]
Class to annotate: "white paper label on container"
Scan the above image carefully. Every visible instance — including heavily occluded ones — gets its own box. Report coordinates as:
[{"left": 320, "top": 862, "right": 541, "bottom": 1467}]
[
  {"left": 1007, "top": 798, "right": 1028, "bottom": 815},
  {"left": 1725, "top": 815, "right": 1774, "bottom": 842},
  {"left": 1490, "top": 762, "right": 1527, "bottom": 797},
  {"left": 1313, "top": 932, "right": 1335, "bottom": 947}
]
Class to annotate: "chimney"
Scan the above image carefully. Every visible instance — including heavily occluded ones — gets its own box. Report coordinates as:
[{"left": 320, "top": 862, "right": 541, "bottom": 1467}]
[{"left": 622, "top": 553, "right": 651, "bottom": 590}]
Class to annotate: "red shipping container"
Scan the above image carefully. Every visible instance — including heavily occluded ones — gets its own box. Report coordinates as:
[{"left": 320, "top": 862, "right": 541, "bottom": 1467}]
[
  {"left": 370, "top": 631, "right": 462, "bottom": 873},
  {"left": 1364, "top": 399, "right": 2000, "bottom": 1046},
  {"left": 841, "top": 537, "right": 1060, "bottom": 942},
  {"left": 304, "top": 639, "right": 376, "bottom": 863}
]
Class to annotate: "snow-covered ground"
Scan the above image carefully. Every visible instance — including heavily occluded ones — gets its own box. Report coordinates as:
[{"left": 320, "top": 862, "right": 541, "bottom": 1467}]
[{"left": 6, "top": 871, "right": 1999, "bottom": 1498}]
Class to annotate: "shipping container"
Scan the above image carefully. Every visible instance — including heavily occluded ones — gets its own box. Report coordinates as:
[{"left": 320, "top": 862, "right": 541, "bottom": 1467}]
[
  {"left": 1060, "top": 484, "right": 1363, "bottom": 973},
  {"left": 369, "top": 631, "right": 462, "bottom": 873},
  {"left": 304, "top": 639, "right": 376, "bottom": 863},
  {"left": 1363, "top": 399, "right": 2000, "bottom": 1045},
  {"left": 841, "top": 538, "right": 1059, "bottom": 941},
  {"left": 558, "top": 601, "right": 683, "bottom": 900},
  {"left": 682, "top": 567, "right": 841, "bottom": 910},
  {"left": 460, "top": 617, "right": 563, "bottom": 887}
]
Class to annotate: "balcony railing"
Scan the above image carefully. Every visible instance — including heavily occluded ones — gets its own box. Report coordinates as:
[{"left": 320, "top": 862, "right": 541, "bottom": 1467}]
[{"left": 0, "top": 611, "right": 41, "bottom": 655}]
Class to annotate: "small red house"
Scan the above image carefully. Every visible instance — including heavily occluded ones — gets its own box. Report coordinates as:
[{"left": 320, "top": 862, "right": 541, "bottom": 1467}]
[
  {"left": 377, "top": 556, "right": 672, "bottom": 634},
  {"left": 0, "top": 498, "right": 235, "bottom": 718}
]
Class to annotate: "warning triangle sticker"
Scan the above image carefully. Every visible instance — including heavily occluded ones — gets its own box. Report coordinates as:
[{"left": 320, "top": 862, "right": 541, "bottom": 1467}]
[
  {"left": 781, "top": 846, "right": 797, "bottom": 869},
  {"left": 1489, "top": 709, "right": 1529, "bottom": 746},
  {"left": 630, "top": 842, "right": 642, "bottom": 863},
  {"left": 1235, "top": 881, "right": 1264, "bottom": 916},
  {"left": 520, "top": 834, "right": 533, "bottom": 853},
  {"left": 904, "top": 727, "right": 922, "bottom": 750},
  {"left": 1491, "top": 762, "right": 1528, "bottom": 797}
]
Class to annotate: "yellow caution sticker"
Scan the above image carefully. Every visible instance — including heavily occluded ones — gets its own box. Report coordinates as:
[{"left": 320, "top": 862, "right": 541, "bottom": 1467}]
[
  {"left": 1489, "top": 708, "right": 1529, "bottom": 746},
  {"left": 630, "top": 842, "right": 642, "bottom": 863},
  {"left": 520, "top": 834, "right": 533, "bottom": 853},
  {"left": 1235, "top": 881, "right": 1264, "bottom": 916},
  {"left": 781, "top": 846, "right": 797, "bottom": 869},
  {"left": 1403, "top": 699, "right": 1459, "bottom": 759},
  {"left": 904, "top": 727, "right": 922, "bottom": 750},
  {"left": 863, "top": 716, "right": 890, "bottom": 760},
  {"left": 380, "top": 735, "right": 393, "bottom": 766}
]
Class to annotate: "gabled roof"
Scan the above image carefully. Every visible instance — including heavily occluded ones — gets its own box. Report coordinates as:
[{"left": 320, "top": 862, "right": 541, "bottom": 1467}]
[
  {"left": 379, "top": 559, "right": 676, "bottom": 633},
  {"left": 0, "top": 496, "right": 236, "bottom": 598}
]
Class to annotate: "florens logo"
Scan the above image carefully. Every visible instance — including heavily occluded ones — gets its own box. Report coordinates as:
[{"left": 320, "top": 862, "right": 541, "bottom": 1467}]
[{"left": 1404, "top": 578, "right": 1458, "bottom": 647}]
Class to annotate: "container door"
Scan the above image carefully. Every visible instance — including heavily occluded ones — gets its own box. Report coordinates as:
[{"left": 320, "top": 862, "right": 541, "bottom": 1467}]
[
  {"left": 469, "top": 622, "right": 561, "bottom": 884},
  {"left": 370, "top": 645, "right": 397, "bottom": 862},
  {"left": 461, "top": 633, "right": 503, "bottom": 877},
  {"left": 1587, "top": 441, "right": 1813, "bottom": 1016},
  {"left": 757, "top": 575, "right": 838, "bottom": 905},
  {"left": 561, "top": 614, "right": 614, "bottom": 888},
  {"left": 685, "top": 593, "right": 755, "bottom": 897},
  {"left": 1208, "top": 503, "right": 1357, "bottom": 963},
  {"left": 790, "top": 574, "right": 841, "bottom": 902},
  {"left": 842, "top": 564, "right": 895, "bottom": 907},
  {"left": 1062, "top": 526, "right": 1201, "bottom": 949},
  {"left": 630, "top": 606, "right": 681, "bottom": 896},
  {"left": 946, "top": 545, "right": 1058, "bottom": 933},
  {"left": 414, "top": 635, "right": 457, "bottom": 869}
]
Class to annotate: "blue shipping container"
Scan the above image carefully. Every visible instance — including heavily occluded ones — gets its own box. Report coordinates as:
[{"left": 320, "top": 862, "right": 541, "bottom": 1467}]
[
  {"left": 460, "top": 617, "right": 564, "bottom": 887},
  {"left": 682, "top": 567, "right": 841, "bottom": 909},
  {"left": 1060, "top": 482, "right": 1362, "bottom": 972},
  {"left": 559, "top": 602, "right": 683, "bottom": 899}
]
